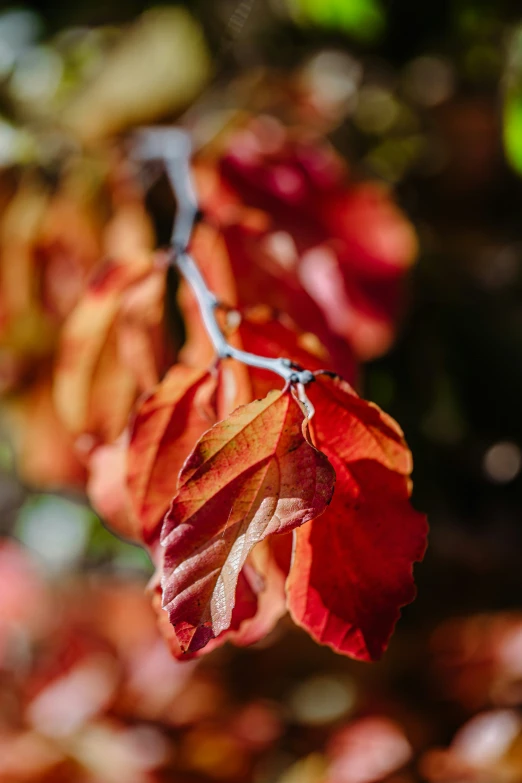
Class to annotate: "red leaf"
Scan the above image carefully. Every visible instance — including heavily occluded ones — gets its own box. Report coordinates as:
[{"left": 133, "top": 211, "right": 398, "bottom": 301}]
[
  {"left": 320, "top": 184, "right": 418, "bottom": 281},
  {"left": 222, "top": 223, "right": 358, "bottom": 377},
  {"left": 161, "top": 389, "right": 335, "bottom": 653},
  {"left": 178, "top": 203, "right": 357, "bottom": 379},
  {"left": 208, "top": 117, "right": 418, "bottom": 361},
  {"left": 237, "top": 308, "right": 351, "bottom": 397},
  {"left": 308, "top": 373, "right": 414, "bottom": 475},
  {"left": 127, "top": 366, "right": 217, "bottom": 544},
  {"left": 286, "top": 374, "right": 427, "bottom": 661}
]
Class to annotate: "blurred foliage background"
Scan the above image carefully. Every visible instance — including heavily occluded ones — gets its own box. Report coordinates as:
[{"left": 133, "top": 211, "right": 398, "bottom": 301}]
[{"left": 2, "top": 0, "right": 522, "bottom": 781}]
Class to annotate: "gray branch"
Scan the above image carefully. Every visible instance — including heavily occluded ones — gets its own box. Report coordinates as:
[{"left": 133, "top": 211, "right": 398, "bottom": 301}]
[{"left": 133, "top": 127, "right": 314, "bottom": 387}]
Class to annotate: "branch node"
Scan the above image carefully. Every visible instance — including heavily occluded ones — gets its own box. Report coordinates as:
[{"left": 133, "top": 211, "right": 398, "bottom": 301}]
[{"left": 298, "top": 370, "right": 314, "bottom": 385}]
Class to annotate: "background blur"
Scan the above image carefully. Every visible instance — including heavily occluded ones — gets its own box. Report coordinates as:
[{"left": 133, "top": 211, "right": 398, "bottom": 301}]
[{"left": 2, "top": 1, "right": 522, "bottom": 781}]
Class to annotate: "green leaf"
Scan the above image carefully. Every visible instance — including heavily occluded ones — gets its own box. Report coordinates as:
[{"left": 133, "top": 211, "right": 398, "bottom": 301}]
[
  {"left": 288, "top": 0, "right": 385, "bottom": 42},
  {"left": 503, "top": 92, "right": 522, "bottom": 177}
]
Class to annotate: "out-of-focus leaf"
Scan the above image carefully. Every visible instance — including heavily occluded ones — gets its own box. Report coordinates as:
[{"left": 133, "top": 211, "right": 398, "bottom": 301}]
[
  {"left": 7, "top": 375, "right": 86, "bottom": 490},
  {"left": 0, "top": 731, "right": 66, "bottom": 781},
  {"left": 503, "top": 92, "right": 522, "bottom": 176},
  {"left": 196, "top": 117, "right": 417, "bottom": 364},
  {"left": 278, "top": 753, "right": 328, "bottom": 783},
  {"left": 27, "top": 653, "right": 119, "bottom": 738},
  {"left": 62, "top": 8, "right": 212, "bottom": 142},
  {"left": 327, "top": 716, "right": 412, "bottom": 783},
  {"left": 53, "top": 256, "right": 165, "bottom": 443},
  {"left": 285, "top": 0, "right": 385, "bottom": 42},
  {"left": 87, "top": 437, "right": 141, "bottom": 544},
  {"left": 0, "top": 539, "right": 51, "bottom": 655},
  {"left": 430, "top": 612, "right": 522, "bottom": 710},
  {"left": 420, "top": 710, "right": 522, "bottom": 783}
]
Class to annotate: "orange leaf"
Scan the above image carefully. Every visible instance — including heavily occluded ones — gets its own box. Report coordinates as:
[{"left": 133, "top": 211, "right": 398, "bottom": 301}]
[
  {"left": 117, "top": 266, "right": 172, "bottom": 393},
  {"left": 128, "top": 365, "right": 217, "bottom": 544},
  {"left": 161, "top": 389, "right": 335, "bottom": 653},
  {"left": 6, "top": 375, "right": 86, "bottom": 491},
  {"left": 53, "top": 256, "right": 162, "bottom": 442},
  {"left": 237, "top": 308, "right": 340, "bottom": 397}
]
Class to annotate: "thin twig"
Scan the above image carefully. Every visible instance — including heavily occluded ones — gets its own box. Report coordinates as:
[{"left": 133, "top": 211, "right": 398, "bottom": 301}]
[{"left": 133, "top": 127, "right": 315, "bottom": 387}]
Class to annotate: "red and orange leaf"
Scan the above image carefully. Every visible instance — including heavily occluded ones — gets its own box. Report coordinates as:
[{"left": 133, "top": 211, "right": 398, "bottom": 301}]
[
  {"left": 53, "top": 256, "right": 159, "bottom": 442},
  {"left": 161, "top": 389, "right": 335, "bottom": 653},
  {"left": 215, "top": 359, "right": 253, "bottom": 418},
  {"left": 237, "top": 309, "right": 340, "bottom": 397},
  {"left": 153, "top": 538, "right": 290, "bottom": 659},
  {"left": 286, "top": 374, "right": 427, "bottom": 661},
  {"left": 149, "top": 554, "right": 260, "bottom": 661},
  {"left": 127, "top": 366, "right": 217, "bottom": 545},
  {"left": 287, "top": 461, "right": 427, "bottom": 661},
  {"left": 117, "top": 267, "right": 170, "bottom": 394}
]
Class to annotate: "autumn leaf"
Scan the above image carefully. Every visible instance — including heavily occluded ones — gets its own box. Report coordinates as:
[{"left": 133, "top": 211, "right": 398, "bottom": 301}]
[
  {"left": 150, "top": 553, "right": 272, "bottom": 660},
  {"left": 237, "top": 308, "right": 345, "bottom": 397},
  {"left": 6, "top": 374, "right": 86, "bottom": 491},
  {"left": 53, "top": 256, "right": 165, "bottom": 443},
  {"left": 117, "top": 266, "right": 172, "bottom": 394},
  {"left": 161, "top": 389, "right": 335, "bottom": 653},
  {"left": 195, "top": 116, "right": 417, "bottom": 363},
  {"left": 127, "top": 365, "right": 217, "bottom": 544},
  {"left": 152, "top": 535, "right": 291, "bottom": 659},
  {"left": 229, "top": 534, "right": 292, "bottom": 648},
  {"left": 86, "top": 436, "right": 143, "bottom": 544},
  {"left": 222, "top": 222, "right": 359, "bottom": 377},
  {"left": 307, "top": 373, "right": 414, "bottom": 474},
  {"left": 286, "top": 374, "right": 428, "bottom": 661},
  {"left": 320, "top": 183, "right": 418, "bottom": 281}
]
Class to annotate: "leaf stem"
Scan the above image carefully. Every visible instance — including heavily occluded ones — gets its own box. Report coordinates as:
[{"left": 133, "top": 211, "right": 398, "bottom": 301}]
[{"left": 134, "top": 127, "right": 315, "bottom": 387}]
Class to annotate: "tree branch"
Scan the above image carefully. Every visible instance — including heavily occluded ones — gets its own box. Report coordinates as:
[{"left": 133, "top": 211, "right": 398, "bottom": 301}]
[{"left": 133, "top": 127, "right": 314, "bottom": 387}]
